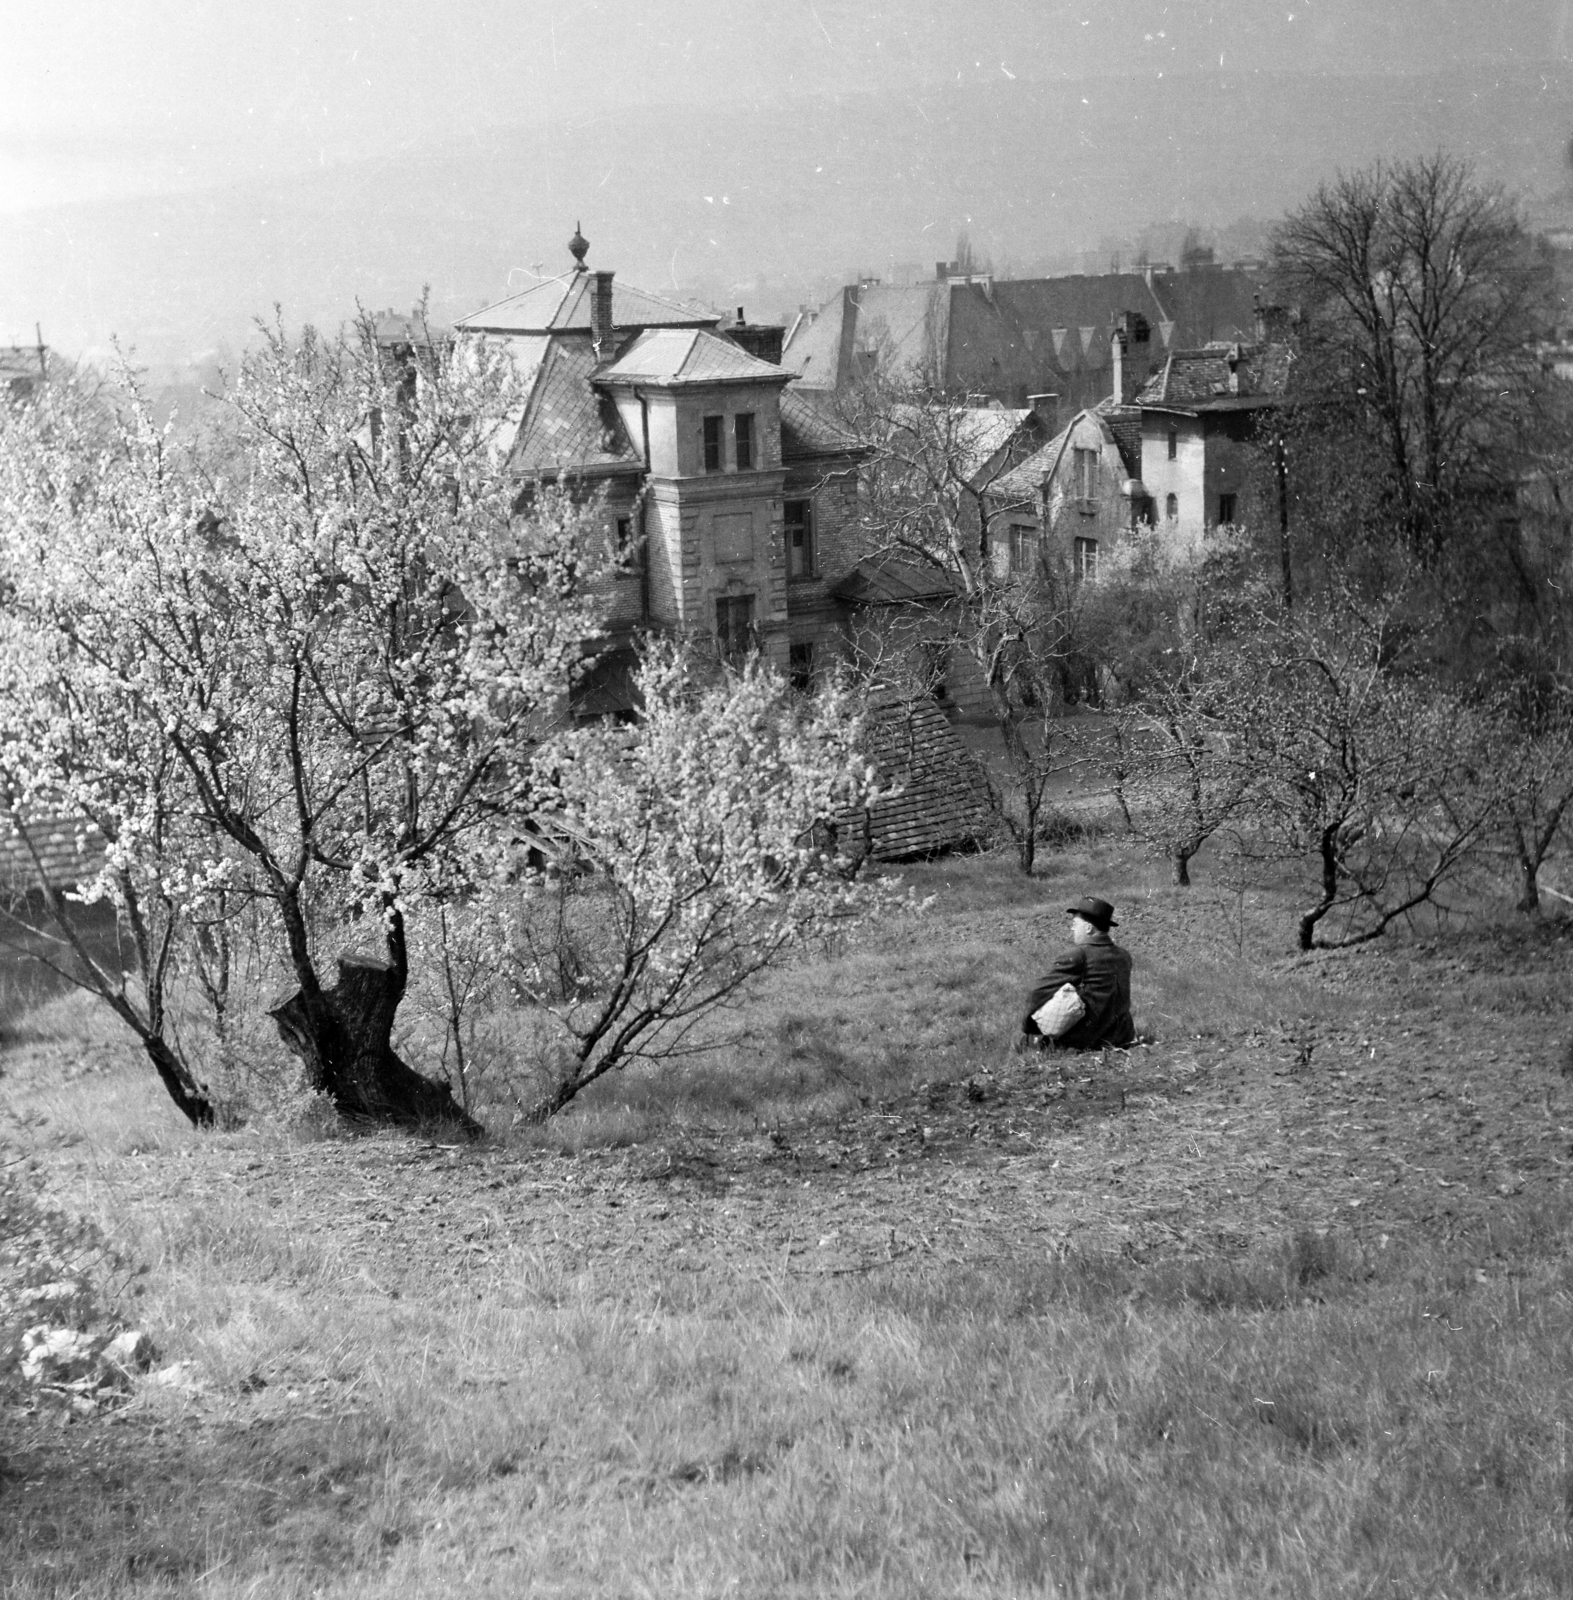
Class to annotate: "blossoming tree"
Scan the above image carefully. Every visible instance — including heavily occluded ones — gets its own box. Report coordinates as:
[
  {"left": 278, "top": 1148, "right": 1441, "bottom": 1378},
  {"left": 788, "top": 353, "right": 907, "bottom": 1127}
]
[{"left": 0, "top": 320, "right": 601, "bottom": 1131}]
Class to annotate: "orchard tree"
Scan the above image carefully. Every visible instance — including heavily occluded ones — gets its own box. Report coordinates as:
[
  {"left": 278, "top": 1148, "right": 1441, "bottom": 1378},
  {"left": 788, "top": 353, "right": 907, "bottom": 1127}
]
[
  {"left": 1223, "top": 589, "right": 1499, "bottom": 949},
  {"left": 839, "top": 378, "right": 1081, "bottom": 873},
  {"left": 483, "top": 647, "right": 895, "bottom": 1123},
  {"left": 1104, "top": 665, "right": 1259, "bottom": 887},
  {"left": 1487, "top": 678, "right": 1573, "bottom": 915},
  {"left": 0, "top": 318, "right": 604, "bottom": 1131}
]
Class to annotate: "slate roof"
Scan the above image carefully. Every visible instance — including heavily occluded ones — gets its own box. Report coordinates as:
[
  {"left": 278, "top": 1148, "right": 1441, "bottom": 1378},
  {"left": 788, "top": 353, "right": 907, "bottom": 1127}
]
[
  {"left": 600, "top": 327, "right": 792, "bottom": 386},
  {"left": 508, "top": 337, "right": 642, "bottom": 476},
  {"left": 456, "top": 273, "right": 716, "bottom": 336},
  {"left": 1136, "top": 342, "right": 1293, "bottom": 412},
  {"left": 780, "top": 388, "right": 860, "bottom": 462}
]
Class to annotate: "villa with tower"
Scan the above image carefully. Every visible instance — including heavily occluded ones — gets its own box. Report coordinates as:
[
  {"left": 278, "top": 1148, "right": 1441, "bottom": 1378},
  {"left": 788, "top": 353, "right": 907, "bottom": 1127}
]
[{"left": 446, "top": 227, "right": 863, "bottom": 714}]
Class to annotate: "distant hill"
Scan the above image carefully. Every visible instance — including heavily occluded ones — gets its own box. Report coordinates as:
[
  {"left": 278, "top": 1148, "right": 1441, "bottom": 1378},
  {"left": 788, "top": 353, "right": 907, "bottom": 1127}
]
[{"left": 4, "top": 66, "right": 1570, "bottom": 364}]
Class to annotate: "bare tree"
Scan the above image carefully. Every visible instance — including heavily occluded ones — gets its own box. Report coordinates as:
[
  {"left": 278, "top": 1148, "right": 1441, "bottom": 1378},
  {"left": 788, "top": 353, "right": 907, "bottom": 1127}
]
[
  {"left": 1487, "top": 679, "right": 1573, "bottom": 915},
  {"left": 1272, "top": 153, "right": 1548, "bottom": 563},
  {"left": 837, "top": 378, "right": 1080, "bottom": 873},
  {"left": 1223, "top": 590, "right": 1499, "bottom": 949}
]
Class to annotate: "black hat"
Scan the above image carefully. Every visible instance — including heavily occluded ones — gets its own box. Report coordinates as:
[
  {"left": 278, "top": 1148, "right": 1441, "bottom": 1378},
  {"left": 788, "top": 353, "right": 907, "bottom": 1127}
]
[{"left": 1066, "top": 896, "right": 1117, "bottom": 930}]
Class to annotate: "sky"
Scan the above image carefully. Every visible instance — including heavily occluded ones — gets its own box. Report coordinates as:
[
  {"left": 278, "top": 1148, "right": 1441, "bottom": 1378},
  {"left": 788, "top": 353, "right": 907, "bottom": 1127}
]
[
  {"left": 6, "top": 0, "right": 1567, "bottom": 213},
  {"left": 4, "top": 0, "right": 1572, "bottom": 357}
]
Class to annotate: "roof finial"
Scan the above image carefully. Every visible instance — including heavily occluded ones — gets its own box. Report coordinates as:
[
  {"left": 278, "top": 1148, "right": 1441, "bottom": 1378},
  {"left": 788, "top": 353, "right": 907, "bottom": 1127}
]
[{"left": 569, "top": 222, "right": 589, "bottom": 271}]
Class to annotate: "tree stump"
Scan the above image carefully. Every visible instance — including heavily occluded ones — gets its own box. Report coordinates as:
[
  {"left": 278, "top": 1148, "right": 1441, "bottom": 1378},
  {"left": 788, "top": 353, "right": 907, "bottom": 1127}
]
[{"left": 269, "top": 954, "right": 482, "bottom": 1137}]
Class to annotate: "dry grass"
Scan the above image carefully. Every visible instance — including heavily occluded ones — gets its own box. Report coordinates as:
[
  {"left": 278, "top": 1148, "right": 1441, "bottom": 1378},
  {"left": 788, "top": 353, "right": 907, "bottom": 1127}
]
[{"left": 3, "top": 842, "right": 1572, "bottom": 1597}]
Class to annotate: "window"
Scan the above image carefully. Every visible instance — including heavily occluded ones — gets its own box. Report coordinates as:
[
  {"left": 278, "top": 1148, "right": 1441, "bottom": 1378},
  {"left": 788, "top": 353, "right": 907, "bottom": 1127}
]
[
  {"left": 715, "top": 595, "right": 756, "bottom": 664},
  {"left": 1217, "top": 492, "right": 1237, "bottom": 526},
  {"left": 1009, "top": 524, "right": 1039, "bottom": 576},
  {"left": 735, "top": 413, "right": 755, "bottom": 471},
  {"left": 1073, "top": 447, "right": 1098, "bottom": 505},
  {"left": 703, "top": 415, "right": 723, "bottom": 473},
  {"left": 1165, "top": 492, "right": 1178, "bottom": 521},
  {"left": 613, "top": 515, "right": 639, "bottom": 565},
  {"left": 789, "top": 640, "right": 815, "bottom": 691},
  {"left": 1167, "top": 427, "right": 1178, "bottom": 461},
  {"left": 784, "top": 498, "right": 815, "bottom": 577},
  {"left": 1074, "top": 537, "right": 1098, "bottom": 583}
]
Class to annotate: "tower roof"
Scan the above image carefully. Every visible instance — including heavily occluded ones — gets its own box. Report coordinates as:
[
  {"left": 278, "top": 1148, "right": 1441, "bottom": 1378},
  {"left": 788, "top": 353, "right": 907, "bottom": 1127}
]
[{"left": 455, "top": 275, "right": 716, "bottom": 337}]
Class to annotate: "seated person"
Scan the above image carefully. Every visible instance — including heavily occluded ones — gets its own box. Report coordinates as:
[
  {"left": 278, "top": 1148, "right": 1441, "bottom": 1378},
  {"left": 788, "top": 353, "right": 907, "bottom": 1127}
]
[{"left": 1022, "top": 896, "right": 1136, "bottom": 1050}]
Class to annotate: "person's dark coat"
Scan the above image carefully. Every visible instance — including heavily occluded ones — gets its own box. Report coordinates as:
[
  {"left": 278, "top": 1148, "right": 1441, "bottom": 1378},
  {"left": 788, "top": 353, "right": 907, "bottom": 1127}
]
[{"left": 1022, "top": 932, "right": 1135, "bottom": 1050}]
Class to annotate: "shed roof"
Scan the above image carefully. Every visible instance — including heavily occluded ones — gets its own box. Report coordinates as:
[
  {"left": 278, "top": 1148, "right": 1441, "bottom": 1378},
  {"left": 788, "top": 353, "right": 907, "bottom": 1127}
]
[{"left": 837, "top": 697, "right": 993, "bottom": 862}]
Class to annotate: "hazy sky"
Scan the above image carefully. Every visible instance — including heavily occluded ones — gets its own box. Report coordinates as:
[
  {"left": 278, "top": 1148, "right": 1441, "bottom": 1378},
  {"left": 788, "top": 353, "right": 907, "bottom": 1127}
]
[
  {"left": 5, "top": 0, "right": 1570, "bottom": 213},
  {"left": 5, "top": 0, "right": 1573, "bottom": 360}
]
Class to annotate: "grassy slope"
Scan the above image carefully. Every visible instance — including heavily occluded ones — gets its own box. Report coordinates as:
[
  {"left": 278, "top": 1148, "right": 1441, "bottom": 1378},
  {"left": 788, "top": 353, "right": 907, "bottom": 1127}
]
[{"left": 2, "top": 842, "right": 1572, "bottom": 1598}]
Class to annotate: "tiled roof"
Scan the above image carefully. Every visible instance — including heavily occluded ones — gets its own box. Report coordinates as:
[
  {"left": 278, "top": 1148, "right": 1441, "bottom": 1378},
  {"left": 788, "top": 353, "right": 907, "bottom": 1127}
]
[
  {"left": 1097, "top": 400, "right": 1144, "bottom": 477},
  {"left": 0, "top": 812, "right": 105, "bottom": 892},
  {"left": 508, "top": 337, "right": 642, "bottom": 475},
  {"left": 600, "top": 327, "right": 791, "bottom": 385},
  {"left": 781, "top": 267, "right": 1268, "bottom": 411},
  {"left": 0, "top": 346, "right": 47, "bottom": 379},
  {"left": 456, "top": 273, "right": 716, "bottom": 336},
  {"left": 1136, "top": 342, "right": 1292, "bottom": 411},
  {"left": 836, "top": 697, "right": 994, "bottom": 862}
]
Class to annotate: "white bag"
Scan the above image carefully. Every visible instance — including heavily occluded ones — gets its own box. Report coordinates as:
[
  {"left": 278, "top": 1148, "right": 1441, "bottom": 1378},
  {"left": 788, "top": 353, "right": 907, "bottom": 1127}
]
[{"left": 1032, "top": 982, "right": 1086, "bottom": 1039}]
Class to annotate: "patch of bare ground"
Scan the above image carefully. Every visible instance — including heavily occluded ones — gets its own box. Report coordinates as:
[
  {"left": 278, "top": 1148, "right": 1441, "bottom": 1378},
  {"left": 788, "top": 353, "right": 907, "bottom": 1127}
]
[{"left": 4, "top": 852, "right": 1572, "bottom": 1596}]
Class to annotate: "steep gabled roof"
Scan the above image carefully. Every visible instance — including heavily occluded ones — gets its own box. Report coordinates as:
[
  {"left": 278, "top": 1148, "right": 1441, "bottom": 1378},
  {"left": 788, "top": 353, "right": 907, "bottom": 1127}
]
[
  {"left": 456, "top": 273, "right": 716, "bottom": 336},
  {"left": 781, "top": 266, "right": 1269, "bottom": 410},
  {"left": 990, "top": 401, "right": 1141, "bottom": 500},
  {"left": 599, "top": 327, "right": 793, "bottom": 386}
]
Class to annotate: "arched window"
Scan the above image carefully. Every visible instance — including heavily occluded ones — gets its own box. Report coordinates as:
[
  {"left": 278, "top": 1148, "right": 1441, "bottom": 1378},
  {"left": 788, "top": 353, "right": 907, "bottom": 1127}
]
[{"left": 1165, "top": 493, "right": 1178, "bottom": 521}]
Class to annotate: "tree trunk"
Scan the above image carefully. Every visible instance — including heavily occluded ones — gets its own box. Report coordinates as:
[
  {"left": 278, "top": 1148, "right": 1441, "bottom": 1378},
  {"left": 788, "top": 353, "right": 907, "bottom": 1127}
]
[
  {"left": 1516, "top": 858, "right": 1542, "bottom": 916},
  {"left": 1018, "top": 829, "right": 1036, "bottom": 876},
  {"left": 1171, "top": 846, "right": 1192, "bottom": 887},
  {"left": 142, "top": 1034, "right": 216, "bottom": 1128},
  {"left": 269, "top": 954, "right": 482, "bottom": 1137}
]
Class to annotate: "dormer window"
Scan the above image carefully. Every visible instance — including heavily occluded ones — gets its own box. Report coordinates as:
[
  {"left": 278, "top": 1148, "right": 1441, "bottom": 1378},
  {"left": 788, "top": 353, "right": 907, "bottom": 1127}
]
[
  {"left": 703, "top": 415, "right": 723, "bottom": 473},
  {"left": 735, "top": 413, "right": 755, "bottom": 471}
]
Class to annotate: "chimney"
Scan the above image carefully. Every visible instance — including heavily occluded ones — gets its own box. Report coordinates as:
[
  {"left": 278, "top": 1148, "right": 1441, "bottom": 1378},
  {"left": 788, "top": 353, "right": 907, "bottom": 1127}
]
[
  {"left": 590, "top": 270, "right": 616, "bottom": 362},
  {"left": 1110, "top": 310, "right": 1152, "bottom": 402},
  {"left": 1027, "top": 392, "right": 1059, "bottom": 434},
  {"left": 1253, "top": 294, "right": 1294, "bottom": 346}
]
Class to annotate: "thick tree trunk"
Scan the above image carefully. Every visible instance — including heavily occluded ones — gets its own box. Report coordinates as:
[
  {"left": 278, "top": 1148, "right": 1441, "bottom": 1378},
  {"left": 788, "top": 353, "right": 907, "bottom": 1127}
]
[
  {"left": 1172, "top": 846, "right": 1192, "bottom": 887},
  {"left": 269, "top": 954, "right": 482, "bottom": 1137}
]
